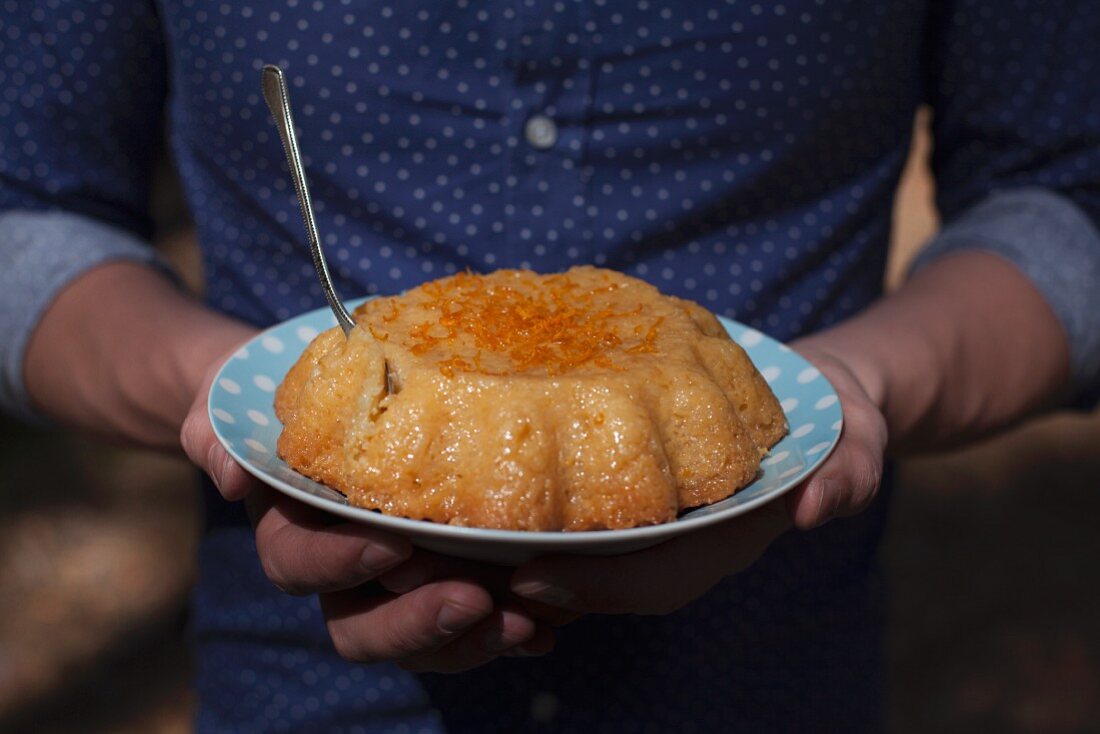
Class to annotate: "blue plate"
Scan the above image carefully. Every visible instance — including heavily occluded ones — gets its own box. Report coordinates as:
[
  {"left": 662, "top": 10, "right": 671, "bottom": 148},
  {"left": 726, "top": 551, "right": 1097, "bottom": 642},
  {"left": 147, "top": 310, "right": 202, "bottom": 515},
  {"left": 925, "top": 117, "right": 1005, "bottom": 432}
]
[{"left": 209, "top": 302, "right": 843, "bottom": 564}]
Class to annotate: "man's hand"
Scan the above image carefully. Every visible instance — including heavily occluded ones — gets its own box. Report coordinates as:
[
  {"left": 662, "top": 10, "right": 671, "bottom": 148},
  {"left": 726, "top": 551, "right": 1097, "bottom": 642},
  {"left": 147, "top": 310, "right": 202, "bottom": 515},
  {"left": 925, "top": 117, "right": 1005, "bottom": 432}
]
[
  {"left": 509, "top": 343, "right": 888, "bottom": 615},
  {"left": 249, "top": 488, "right": 555, "bottom": 672},
  {"left": 180, "top": 352, "right": 552, "bottom": 672},
  {"left": 781, "top": 344, "right": 888, "bottom": 530},
  {"left": 507, "top": 251, "right": 1074, "bottom": 618}
]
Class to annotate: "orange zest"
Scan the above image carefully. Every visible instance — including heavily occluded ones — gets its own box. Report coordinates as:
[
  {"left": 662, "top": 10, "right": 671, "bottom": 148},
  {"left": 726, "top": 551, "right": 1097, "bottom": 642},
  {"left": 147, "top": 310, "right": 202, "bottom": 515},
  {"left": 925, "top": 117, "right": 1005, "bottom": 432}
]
[
  {"left": 391, "top": 271, "right": 664, "bottom": 376},
  {"left": 625, "top": 316, "right": 663, "bottom": 354}
]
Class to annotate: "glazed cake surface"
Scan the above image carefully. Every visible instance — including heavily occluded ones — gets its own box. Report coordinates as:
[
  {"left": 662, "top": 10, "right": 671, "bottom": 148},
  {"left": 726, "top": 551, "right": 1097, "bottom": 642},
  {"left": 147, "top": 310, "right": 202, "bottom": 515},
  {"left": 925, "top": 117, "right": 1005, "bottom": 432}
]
[{"left": 275, "top": 266, "right": 788, "bottom": 530}]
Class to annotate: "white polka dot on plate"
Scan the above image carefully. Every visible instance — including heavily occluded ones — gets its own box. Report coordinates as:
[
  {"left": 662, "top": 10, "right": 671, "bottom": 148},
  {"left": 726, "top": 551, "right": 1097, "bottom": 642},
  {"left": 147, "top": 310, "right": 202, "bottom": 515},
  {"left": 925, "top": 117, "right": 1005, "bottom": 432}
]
[
  {"left": 780, "top": 397, "right": 799, "bottom": 413},
  {"left": 797, "top": 367, "right": 820, "bottom": 383},
  {"left": 739, "top": 329, "right": 763, "bottom": 347},
  {"left": 814, "top": 394, "right": 838, "bottom": 410},
  {"left": 219, "top": 378, "right": 241, "bottom": 394},
  {"left": 807, "top": 441, "right": 831, "bottom": 455},
  {"left": 764, "top": 450, "right": 789, "bottom": 466},
  {"left": 832, "top": 419, "right": 843, "bottom": 431},
  {"left": 244, "top": 438, "right": 268, "bottom": 453},
  {"left": 778, "top": 465, "right": 803, "bottom": 479},
  {"left": 760, "top": 366, "right": 781, "bottom": 383},
  {"left": 254, "top": 374, "right": 277, "bottom": 392},
  {"left": 296, "top": 326, "right": 319, "bottom": 342},
  {"left": 247, "top": 409, "right": 270, "bottom": 427},
  {"left": 234, "top": 346, "right": 250, "bottom": 360},
  {"left": 212, "top": 408, "right": 235, "bottom": 424},
  {"left": 262, "top": 335, "right": 285, "bottom": 353},
  {"left": 791, "top": 423, "right": 814, "bottom": 439}
]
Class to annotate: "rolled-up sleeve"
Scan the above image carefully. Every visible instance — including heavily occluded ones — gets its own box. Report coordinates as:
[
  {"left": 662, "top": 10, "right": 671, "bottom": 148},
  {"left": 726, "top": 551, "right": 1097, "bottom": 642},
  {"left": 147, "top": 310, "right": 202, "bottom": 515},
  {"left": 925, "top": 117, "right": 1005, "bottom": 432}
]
[
  {"left": 0, "top": 1, "right": 168, "bottom": 422},
  {"left": 916, "top": 0, "right": 1100, "bottom": 404},
  {"left": 0, "top": 211, "right": 168, "bottom": 422},
  {"left": 911, "top": 189, "right": 1100, "bottom": 403}
]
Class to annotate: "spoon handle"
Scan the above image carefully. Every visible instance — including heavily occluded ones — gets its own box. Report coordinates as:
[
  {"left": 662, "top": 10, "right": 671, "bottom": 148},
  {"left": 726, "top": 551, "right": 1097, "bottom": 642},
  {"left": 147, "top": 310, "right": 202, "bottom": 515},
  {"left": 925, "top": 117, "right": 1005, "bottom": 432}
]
[{"left": 261, "top": 64, "right": 355, "bottom": 336}]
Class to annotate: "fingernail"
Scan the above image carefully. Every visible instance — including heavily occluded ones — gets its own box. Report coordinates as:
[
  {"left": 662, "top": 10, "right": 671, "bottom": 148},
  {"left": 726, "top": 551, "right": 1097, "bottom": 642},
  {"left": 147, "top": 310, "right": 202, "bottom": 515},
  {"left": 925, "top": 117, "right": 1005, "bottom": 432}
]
[
  {"left": 814, "top": 479, "right": 836, "bottom": 528},
  {"left": 437, "top": 600, "right": 487, "bottom": 634},
  {"left": 511, "top": 582, "right": 572, "bottom": 607},
  {"left": 359, "top": 544, "right": 406, "bottom": 576},
  {"left": 220, "top": 452, "right": 236, "bottom": 488},
  {"left": 206, "top": 444, "right": 224, "bottom": 492}
]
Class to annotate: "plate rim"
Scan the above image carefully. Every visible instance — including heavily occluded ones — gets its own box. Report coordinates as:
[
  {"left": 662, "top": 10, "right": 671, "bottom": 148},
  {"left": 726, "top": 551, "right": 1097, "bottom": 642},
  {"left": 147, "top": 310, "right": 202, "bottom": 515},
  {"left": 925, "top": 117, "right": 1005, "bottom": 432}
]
[{"left": 209, "top": 304, "right": 843, "bottom": 546}]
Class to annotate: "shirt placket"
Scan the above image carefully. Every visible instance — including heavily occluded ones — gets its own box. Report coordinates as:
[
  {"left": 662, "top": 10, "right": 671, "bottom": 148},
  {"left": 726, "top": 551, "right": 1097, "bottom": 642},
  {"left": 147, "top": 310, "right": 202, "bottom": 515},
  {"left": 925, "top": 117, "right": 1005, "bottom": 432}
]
[{"left": 503, "top": 0, "right": 591, "bottom": 270}]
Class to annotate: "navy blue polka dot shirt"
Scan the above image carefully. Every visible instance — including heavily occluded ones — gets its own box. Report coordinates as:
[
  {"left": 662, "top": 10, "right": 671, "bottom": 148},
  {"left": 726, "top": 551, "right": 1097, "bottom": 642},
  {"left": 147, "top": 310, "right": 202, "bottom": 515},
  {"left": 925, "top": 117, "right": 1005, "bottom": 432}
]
[{"left": 2, "top": 1, "right": 1100, "bottom": 731}]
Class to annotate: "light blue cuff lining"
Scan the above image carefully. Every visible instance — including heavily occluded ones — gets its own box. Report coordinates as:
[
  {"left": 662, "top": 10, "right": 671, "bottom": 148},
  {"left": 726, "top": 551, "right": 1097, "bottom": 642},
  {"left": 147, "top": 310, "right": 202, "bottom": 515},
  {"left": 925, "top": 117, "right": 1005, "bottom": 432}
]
[
  {"left": 911, "top": 188, "right": 1100, "bottom": 405},
  {"left": 0, "top": 209, "right": 170, "bottom": 424}
]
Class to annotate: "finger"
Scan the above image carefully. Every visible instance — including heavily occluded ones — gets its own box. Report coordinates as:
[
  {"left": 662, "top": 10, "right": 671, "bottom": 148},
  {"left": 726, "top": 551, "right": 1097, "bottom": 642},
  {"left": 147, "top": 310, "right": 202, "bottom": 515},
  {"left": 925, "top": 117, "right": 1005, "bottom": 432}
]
[
  {"left": 379, "top": 552, "right": 581, "bottom": 627},
  {"left": 786, "top": 443, "right": 883, "bottom": 530},
  {"left": 510, "top": 503, "right": 790, "bottom": 615},
  {"left": 398, "top": 602, "right": 549, "bottom": 673},
  {"left": 786, "top": 398, "right": 887, "bottom": 530},
  {"left": 514, "top": 598, "right": 584, "bottom": 627},
  {"left": 180, "top": 403, "right": 257, "bottom": 501},
  {"left": 249, "top": 489, "right": 412, "bottom": 594},
  {"left": 378, "top": 550, "right": 513, "bottom": 596},
  {"left": 321, "top": 580, "right": 495, "bottom": 665}
]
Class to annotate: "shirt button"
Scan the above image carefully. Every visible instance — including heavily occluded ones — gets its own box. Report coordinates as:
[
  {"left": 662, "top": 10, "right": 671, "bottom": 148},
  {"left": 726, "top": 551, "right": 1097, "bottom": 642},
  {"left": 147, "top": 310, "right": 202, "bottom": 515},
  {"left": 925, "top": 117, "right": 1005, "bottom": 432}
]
[{"left": 524, "top": 115, "right": 558, "bottom": 150}]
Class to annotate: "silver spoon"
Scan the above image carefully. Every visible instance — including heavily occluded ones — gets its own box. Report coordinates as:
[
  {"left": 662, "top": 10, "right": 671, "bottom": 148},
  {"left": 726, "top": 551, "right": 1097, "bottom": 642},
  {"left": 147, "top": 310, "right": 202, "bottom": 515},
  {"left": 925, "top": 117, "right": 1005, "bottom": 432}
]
[
  {"left": 261, "top": 64, "right": 355, "bottom": 336},
  {"left": 261, "top": 65, "right": 397, "bottom": 394}
]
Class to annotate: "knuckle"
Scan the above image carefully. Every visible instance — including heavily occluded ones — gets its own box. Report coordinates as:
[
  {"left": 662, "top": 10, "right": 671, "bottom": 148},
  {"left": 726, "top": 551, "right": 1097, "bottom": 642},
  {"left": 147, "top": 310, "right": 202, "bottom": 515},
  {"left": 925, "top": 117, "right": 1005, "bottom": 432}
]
[
  {"left": 327, "top": 622, "right": 368, "bottom": 663},
  {"left": 257, "top": 552, "right": 300, "bottom": 595},
  {"left": 850, "top": 446, "right": 882, "bottom": 491},
  {"left": 381, "top": 616, "right": 432, "bottom": 659},
  {"left": 259, "top": 556, "right": 287, "bottom": 591},
  {"left": 179, "top": 412, "right": 201, "bottom": 458},
  {"left": 298, "top": 541, "right": 334, "bottom": 588},
  {"left": 845, "top": 448, "right": 882, "bottom": 513}
]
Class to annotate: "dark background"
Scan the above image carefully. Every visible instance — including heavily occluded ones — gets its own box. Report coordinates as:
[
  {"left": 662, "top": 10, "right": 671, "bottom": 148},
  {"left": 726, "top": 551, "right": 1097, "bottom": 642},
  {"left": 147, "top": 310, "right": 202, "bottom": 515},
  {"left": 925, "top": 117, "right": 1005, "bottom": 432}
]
[{"left": 1, "top": 112, "right": 1098, "bottom": 733}]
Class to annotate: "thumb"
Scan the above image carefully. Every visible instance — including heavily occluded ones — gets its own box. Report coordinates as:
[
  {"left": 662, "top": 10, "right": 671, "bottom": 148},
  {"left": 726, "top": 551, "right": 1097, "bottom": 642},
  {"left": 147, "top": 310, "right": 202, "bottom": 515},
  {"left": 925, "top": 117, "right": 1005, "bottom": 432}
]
[{"left": 180, "top": 362, "right": 258, "bottom": 502}]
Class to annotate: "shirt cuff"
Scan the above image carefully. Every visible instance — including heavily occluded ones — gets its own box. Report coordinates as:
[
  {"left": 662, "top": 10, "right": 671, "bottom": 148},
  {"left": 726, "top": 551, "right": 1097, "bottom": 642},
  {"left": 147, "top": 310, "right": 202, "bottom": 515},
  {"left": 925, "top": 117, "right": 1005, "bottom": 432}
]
[
  {"left": 910, "top": 188, "right": 1100, "bottom": 406},
  {"left": 0, "top": 209, "right": 171, "bottom": 424}
]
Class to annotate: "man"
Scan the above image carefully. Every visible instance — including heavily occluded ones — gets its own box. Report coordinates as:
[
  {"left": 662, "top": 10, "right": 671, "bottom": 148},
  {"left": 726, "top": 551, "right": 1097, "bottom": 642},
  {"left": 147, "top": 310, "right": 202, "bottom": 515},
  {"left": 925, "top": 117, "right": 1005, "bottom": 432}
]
[{"left": 2, "top": 1, "right": 1098, "bottom": 730}]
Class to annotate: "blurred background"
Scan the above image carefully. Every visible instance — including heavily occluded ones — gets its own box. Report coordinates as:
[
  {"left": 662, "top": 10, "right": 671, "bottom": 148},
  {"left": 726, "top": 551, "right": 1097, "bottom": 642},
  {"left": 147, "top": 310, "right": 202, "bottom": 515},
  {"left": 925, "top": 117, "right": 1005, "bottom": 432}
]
[{"left": 1, "top": 111, "right": 1098, "bottom": 733}]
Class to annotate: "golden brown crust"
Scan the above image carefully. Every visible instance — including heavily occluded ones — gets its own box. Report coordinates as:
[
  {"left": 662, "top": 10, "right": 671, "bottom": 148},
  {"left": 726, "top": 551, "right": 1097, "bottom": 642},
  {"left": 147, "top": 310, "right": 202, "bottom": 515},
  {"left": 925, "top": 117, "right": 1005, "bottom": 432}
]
[{"left": 274, "top": 266, "right": 788, "bottom": 530}]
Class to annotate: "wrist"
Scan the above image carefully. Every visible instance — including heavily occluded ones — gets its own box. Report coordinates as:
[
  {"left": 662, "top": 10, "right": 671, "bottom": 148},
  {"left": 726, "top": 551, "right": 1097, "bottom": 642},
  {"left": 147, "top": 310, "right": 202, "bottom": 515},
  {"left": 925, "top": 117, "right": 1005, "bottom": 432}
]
[
  {"left": 25, "top": 261, "right": 254, "bottom": 449},
  {"left": 793, "top": 315, "right": 942, "bottom": 452},
  {"left": 792, "top": 337, "right": 890, "bottom": 413},
  {"left": 158, "top": 309, "right": 255, "bottom": 407}
]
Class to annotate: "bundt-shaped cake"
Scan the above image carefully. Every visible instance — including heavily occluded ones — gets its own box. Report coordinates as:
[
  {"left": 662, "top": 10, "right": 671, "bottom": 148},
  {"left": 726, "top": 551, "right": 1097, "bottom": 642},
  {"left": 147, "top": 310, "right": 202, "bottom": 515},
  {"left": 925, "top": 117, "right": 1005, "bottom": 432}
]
[{"left": 274, "top": 266, "right": 787, "bottom": 531}]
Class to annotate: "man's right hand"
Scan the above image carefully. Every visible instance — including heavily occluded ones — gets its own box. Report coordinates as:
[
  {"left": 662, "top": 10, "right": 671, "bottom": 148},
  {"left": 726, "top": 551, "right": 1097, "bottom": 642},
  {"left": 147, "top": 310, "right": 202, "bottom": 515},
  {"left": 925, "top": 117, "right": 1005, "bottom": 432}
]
[
  {"left": 25, "top": 262, "right": 554, "bottom": 672},
  {"left": 181, "top": 354, "right": 553, "bottom": 672}
]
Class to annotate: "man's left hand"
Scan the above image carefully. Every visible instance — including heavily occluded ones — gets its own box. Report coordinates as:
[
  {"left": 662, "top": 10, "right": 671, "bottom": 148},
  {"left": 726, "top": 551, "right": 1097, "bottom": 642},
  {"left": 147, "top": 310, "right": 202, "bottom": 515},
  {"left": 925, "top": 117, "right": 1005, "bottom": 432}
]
[{"left": 509, "top": 342, "right": 888, "bottom": 615}]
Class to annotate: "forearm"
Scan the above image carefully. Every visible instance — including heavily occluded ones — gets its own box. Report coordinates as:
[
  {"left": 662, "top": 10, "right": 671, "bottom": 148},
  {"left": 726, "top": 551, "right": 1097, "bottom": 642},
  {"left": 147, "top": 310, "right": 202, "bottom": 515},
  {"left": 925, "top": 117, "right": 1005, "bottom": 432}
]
[
  {"left": 24, "top": 262, "right": 254, "bottom": 450},
  {"left": 797, "top": 250, "right": 1071, "bottom": 454}
]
